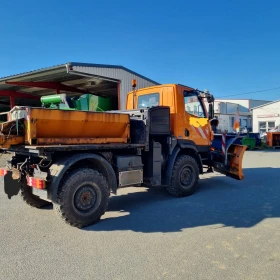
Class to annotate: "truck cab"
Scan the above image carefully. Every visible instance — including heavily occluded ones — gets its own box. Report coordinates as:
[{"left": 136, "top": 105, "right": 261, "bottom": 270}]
[
  {"left": 125, "top": 83, "right": 245, "bottom": 181},
  {"left": 126, "top": 84, "right": 214, "bottom": 149}
]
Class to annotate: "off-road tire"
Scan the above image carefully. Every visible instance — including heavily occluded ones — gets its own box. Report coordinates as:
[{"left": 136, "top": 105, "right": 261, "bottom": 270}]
[
  {"left": 20, "top": 183, "right": 52, "bottom": 208},
  {"left": 54, "top": 168, "right": 109, "bottom": 228},
  {"left": 166, "top": 155, "right": 199, "bottom": 197}
]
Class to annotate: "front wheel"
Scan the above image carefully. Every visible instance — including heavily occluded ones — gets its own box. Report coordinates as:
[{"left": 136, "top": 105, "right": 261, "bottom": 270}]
[
  {"left": 54, "top": 168, "right": 110, "bottom": 228},
  {"left": 166, "top": 155, "right": 199, "bottom": 197}
]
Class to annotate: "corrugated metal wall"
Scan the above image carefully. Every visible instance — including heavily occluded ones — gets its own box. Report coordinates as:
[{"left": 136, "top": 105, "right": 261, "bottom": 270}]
[{"left": 72, "top": 66, "right": 158, "bottom": 109}]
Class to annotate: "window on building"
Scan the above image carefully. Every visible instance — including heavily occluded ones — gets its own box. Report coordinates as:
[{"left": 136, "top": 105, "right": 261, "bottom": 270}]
[
  {"left": 231, "top": 117, "right": 234, "bottom": 127},
  {"left": 259, "top": 121, "right": 275, "bottom": 133},
  {"left": 248, "top": 118, "right": 252, "bottom": 128},
  {"left": 243, "top": 119, "right": 247, "bottom": 127},
  {"left": 259, "top": 122, "right": 266, "bottom": 134},
  {"left": 268, "top": 122, "right": 276, "bottom": 130}
]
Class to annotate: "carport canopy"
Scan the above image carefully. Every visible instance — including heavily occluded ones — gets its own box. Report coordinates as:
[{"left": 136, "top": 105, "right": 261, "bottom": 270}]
[{"left": 0, "top": 62, "right": 123, "bottom": 111}]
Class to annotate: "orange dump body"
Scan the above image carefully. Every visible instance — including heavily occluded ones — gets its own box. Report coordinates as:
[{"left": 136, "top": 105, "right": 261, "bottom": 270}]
[{"left": 0, "top": 106, "right": 130, "bottom": 148}]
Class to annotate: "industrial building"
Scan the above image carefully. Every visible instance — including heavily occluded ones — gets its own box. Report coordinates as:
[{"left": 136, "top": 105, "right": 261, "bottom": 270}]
[
  {"left": 213, "top": 98, "right": 271, "bottom": 133},
  {"left": 0, "top": 62, "right": 159, "bottom": 113},
  {"left": 251, "top": 100, "right": 280, "bottom": 134}
]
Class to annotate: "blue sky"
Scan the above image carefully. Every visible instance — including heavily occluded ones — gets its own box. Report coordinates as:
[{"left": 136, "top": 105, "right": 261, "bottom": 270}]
[{"left": 1, "top": 0, "right": 280, "bottom": 100}]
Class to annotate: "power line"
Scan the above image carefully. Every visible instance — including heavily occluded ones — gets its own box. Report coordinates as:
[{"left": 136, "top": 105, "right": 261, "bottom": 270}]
[{"left": 217, "top": 86, "right": 280, "bottom": 98}]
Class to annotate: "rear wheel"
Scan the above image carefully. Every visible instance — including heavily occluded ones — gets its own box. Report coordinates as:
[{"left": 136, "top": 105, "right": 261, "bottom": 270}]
[
  {"left": 20, "top": 183, "right": 52, "bottom": 208},
  {"left": 166, "top": 155, "right": 199, "bottom": 197},
  {"left": 54, "top": 168, "right": 109, "bottom": 228}
]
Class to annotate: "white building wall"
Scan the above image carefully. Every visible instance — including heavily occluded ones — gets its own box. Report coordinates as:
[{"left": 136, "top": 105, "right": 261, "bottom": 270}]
[
  {"left": 216, "top": 99, "right": 249, "bottom": 108},
  {"left": 214, "top": 98, "right": 272, "bottom": 132},
  {"left": 215, "top": 114, "right": 250, "bottom": 133},
  {"left": 216, "top": 115, "right": 230, "bottom": 132},
  {"left": 252, "top": 101, "right": 280, "bottom": 133},
  {"left": 214, "top": 101, "right": 249, "bottom": 114}
]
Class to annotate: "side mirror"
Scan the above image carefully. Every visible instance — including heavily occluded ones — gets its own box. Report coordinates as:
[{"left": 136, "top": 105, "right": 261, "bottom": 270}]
[{"left": 208, "top": 103, "right": 214, "bottom": 119}]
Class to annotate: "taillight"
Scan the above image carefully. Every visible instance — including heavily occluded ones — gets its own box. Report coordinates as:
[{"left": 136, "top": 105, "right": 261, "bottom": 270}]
[
  {"left": 0, "top": 168, "right": 8, "bottom": 176},
  {"left": 26, "top": 176, "right": 46, "bottom": 189}
]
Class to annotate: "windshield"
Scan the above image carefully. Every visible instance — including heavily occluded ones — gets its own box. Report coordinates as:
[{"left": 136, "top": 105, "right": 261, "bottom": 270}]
[
  {"left": 184, "top": 91, "right": 206, "bottom": 118},
  {"left": 138, "top": 93, "right": 159, "bottom": 108}
]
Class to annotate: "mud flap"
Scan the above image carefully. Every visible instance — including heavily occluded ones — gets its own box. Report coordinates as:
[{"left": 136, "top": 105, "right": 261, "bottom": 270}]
[
  {"left": 211, "top": 144, "right": 247, "bottom": 180},
  {"left": 3, "top": 171, "right": 21, "bottom": 199}
]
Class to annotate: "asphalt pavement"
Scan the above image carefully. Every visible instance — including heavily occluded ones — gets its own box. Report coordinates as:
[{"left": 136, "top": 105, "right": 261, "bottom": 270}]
[{"left": 0, "top": 150, "right": 280, "bottom": 280}]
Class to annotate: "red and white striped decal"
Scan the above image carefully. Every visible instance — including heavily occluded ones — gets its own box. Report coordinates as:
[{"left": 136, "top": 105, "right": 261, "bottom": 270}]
[
  {"left": 192, "top": 126, "right": 209, "bottom": 140},
  {"left": 222, "top": 133, "right": 226, "bottom": 154},
  {"left": 204, "top": 129, "right": 209, "bottom": 137}
]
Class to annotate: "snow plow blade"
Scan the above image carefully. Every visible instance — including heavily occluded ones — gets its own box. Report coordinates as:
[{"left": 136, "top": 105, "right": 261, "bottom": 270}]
[{"left": 211, "top": 144, "right": 247, "bottom": 180}]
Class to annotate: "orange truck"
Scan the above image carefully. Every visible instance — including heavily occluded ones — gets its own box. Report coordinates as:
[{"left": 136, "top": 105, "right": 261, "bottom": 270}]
[{"left": 0, "top": 83, "right": 246, "bottom": 228}]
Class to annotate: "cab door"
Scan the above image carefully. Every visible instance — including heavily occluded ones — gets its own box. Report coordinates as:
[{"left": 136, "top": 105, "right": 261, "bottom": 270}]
[{"left": 181, "top": 89, "right": 212, "bottom": 147}]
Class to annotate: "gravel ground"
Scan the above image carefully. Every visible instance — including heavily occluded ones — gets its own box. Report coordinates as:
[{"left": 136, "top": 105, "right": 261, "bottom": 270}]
[{"left": 0, "top": 150, "right": 280, "bottom": 280}]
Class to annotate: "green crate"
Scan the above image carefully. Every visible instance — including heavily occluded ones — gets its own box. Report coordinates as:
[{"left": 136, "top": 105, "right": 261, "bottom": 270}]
[
  {"left": 73, "top": 94, "right": 113, "bottom": 112},
  {"left": 242, "top": 137, "right": 256, "bottom": 150},
  {"left": 89, "top": 95, "right": 113, "bottom": 111}
]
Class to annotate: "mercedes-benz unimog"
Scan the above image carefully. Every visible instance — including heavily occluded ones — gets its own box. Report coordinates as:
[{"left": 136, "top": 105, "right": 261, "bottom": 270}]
[{"left": 0, "top": 82, "right": 246, "bottom": 228}]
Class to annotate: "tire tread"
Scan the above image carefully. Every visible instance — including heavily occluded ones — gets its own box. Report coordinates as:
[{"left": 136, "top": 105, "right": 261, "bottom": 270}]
[
  {"left": 54, "top": 168, "right": 109, "bottom": 228},
  {"left": 166, "top": 155, "right": 199, "bottom": 197}
]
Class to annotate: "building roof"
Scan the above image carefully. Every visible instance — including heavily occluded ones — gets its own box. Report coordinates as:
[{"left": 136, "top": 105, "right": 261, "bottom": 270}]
[
  {"left": 216, "top": 98, "right": 272, "bottom": 102},
  {"left": 250, "top": 99, "right": 280, "bottom": 110},
  {"left": 0, "top": 62, "right": 158, "bottom": 84},
  {"left": 0, "top": 62, "right": 159, "bottom": 109}
]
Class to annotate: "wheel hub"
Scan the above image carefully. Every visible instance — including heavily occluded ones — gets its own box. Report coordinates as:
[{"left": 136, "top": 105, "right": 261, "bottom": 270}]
[
  {"left": 74, "top": 186, "right": 97, "bottom": 212},
  {"left": 180, "top": 167, "right": 193, "bottom": 186}
]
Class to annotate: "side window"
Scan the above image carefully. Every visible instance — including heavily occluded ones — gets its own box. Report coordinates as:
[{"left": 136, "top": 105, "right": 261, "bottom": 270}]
[
  {"left": 138, "top": 93, "right": 159, "bottom": 108},
  {"left": 184, "top": 91, "right": 206, "bottom": 118},
  {"left": 231, "top": 117, "right": 235, "bottom": 127},
  {"left": 259, "top": 121, "right": 267, "bottom": 134}
]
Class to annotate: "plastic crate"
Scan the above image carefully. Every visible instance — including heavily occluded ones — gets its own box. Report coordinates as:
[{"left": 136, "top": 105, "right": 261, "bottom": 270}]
[{"left": 241, "top": 137, "right": 256, "bottom": 150}]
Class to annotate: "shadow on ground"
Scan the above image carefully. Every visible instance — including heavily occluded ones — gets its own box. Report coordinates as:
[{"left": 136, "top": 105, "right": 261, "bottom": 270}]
[{"left": 84, "top": 167, "right": 280, "bottom": 233}]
